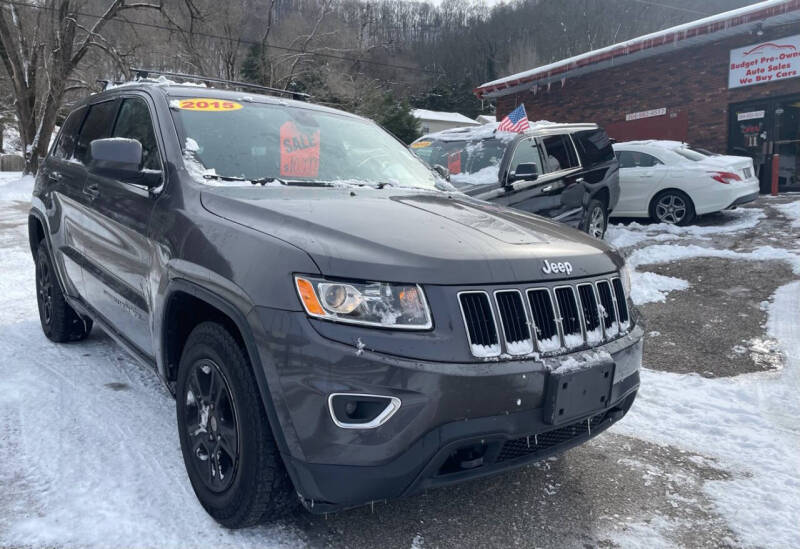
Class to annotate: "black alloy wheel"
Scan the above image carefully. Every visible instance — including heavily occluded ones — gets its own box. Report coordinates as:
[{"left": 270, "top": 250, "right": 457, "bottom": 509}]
[
  {"left": 37, "top": 255, "right": 54, "bottom": 326},
  {"left": 183, "top": 358, "right": 240, "bottom": 493},
  {"left": 35, "top": 240, "right": 92, "bottom": 342}
]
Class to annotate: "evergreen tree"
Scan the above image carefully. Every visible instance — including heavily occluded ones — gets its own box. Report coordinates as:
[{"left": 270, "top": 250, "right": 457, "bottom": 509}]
[
  {"left": 241, "top": 44, "right": 268, "bottom": 84},
  {"left": 378, "top": 95, "right": 420, "bottom": 145}
]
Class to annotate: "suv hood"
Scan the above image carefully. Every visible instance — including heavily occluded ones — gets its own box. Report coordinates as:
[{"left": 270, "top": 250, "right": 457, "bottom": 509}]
[{"left": 200, "top": 186, "right": 620, "bottom": 284}]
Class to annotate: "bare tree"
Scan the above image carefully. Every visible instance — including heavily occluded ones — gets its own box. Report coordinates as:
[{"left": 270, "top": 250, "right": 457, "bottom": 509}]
[{"left": 0, "top": 0, "right": 162, "bottom": 173}]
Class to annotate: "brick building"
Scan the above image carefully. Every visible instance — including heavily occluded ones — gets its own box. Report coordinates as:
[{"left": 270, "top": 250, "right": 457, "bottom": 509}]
[{"left": 474, "top": 0, "right": 800, "bottom": 192}]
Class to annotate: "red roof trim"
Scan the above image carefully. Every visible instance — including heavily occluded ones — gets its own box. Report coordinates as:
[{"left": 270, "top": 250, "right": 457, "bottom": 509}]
[{"left": 474, "top": 0, "right": 800, "bottom": 98}]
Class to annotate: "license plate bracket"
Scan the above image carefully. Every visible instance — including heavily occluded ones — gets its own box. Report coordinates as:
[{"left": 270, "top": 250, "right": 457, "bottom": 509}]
[{"left": 543, "top": 359, "right": 615, "bottom": 425}]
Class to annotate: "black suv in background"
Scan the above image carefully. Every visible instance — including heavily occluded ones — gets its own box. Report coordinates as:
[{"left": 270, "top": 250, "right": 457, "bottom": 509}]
[
  {"left": 29, "top": 76, "right": 641, "bottom": 528},
  {"left": 411, "top": 122, "right": 619, "bottom": 238}
]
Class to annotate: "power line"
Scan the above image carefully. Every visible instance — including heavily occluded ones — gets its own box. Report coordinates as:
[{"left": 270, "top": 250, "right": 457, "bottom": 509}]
[
  {"left": 621, "top": 0, "right": 712, "bottom": 16},
  {"left": 0, "top": 0, "right": 439, "bottom": 76}
]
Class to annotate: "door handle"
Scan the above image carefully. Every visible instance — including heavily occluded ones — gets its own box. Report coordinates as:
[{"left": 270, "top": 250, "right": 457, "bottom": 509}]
[{"left": 83, "top": 184, "right": 100, "bottom": 200}]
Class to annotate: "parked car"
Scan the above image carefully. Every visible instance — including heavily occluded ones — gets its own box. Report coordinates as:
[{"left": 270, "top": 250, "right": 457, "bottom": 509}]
[
  {"left": 30, "top": 76, "right": 642, "bottom": 527},
  {"left": 610, "top": 140, "right": 760, "bottom": 225},
  {"left": 410, "top": 122, "right": 619, "bottom": 239}
]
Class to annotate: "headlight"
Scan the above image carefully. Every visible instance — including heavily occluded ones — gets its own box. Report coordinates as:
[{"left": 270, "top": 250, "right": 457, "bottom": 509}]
[
  {"left": 620, "top": 263, "right": 632, "bottom": 297},
  {"left": 294, "top": 275, "right": 432, "bottom": 329}
]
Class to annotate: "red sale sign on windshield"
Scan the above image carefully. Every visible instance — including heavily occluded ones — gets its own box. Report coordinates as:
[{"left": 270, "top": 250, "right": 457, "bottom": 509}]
[{"left": 280, "top": 121, "right": 320, "bottom": 178}]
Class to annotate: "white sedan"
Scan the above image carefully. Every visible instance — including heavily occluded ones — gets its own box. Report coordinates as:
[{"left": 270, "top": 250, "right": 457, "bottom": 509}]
[{"left": 610, "top": 140, "right": 760, "bottom": 225}]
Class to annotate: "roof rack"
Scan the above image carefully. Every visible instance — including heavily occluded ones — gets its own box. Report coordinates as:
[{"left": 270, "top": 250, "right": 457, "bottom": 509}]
[{"left": 129, "top": 68, "right": 310, "bottom": 101}]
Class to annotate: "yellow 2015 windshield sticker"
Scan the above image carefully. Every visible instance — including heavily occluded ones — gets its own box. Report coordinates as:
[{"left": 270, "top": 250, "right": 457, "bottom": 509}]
[
  {"left": 410, "top": 140, "right": 432, "bottom": 149},
  {"left": 177, "top": 99, "right": 243, "bottom": 111}
]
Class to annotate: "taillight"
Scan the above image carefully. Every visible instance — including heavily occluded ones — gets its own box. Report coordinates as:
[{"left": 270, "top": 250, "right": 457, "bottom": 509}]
[{"left": 709, "top": 171, "right": 742, "bottom": 184}]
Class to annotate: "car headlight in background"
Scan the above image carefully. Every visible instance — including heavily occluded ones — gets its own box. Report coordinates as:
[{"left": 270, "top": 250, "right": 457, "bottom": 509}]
[{"left": 295, "top": 275, "right": 432, "bottom": 329}]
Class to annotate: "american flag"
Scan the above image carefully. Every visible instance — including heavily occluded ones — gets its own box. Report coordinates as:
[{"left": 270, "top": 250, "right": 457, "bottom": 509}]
[{"left": 497, "top": 104, "right": 530, "bottom": 133}]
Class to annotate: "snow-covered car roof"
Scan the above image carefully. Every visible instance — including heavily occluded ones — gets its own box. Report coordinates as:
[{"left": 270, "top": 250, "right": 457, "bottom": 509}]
[
  {"left": 411, "top": 109, "right": 479, "bottom": 125},
  {"left": 416, "top": 120, "right": 597, "bottom": 143},
  {"left": 614, "top": 140, "right": 691, "bottom": 150}
]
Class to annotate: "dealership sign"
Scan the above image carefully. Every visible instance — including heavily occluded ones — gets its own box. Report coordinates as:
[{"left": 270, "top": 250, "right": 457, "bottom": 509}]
[
  {"left": 729, "top": 35, "right": 800, "bottom": 89},
  {"left": 625, "top": 107, "right": 666, "bottom": 121}
]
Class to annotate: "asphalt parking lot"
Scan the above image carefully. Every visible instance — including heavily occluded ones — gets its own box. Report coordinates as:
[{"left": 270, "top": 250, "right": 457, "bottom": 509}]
[{"left": 1, "top": 173, "right": 798, "bottom": 548}]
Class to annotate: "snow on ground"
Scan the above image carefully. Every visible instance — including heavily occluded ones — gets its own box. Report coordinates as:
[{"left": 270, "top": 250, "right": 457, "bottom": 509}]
[
  {"left": 2, "top": 125, "right": 22, "bottom": 153},
  {"left": 772, "top": 200, "right": 800, "bottom": 228},
  {"left": 628, "top": 270, "right": 689, "bottom": 305},
  {"left": 609, "top": 201, "right": 800, "bottom": 548},
  {"left": 606, "top": 207, "right": 765, "bottom": 250},
  {"left": 0, "top": 172, "right": 302, "bottom": 547}
]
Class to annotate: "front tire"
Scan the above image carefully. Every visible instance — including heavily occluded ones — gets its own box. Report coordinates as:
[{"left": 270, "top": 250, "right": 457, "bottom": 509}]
[
  {"left": 35, "top": 240, "right": 92, "bottom": 342},
  {"left": 650, "top": 190, "right": 695, "bottom": 225},
  {"left": 176, "top": 322, "right": 297, "bottom": 528},
  {"left": 582, "top": 199, "right": 608, "bottom": 239}
]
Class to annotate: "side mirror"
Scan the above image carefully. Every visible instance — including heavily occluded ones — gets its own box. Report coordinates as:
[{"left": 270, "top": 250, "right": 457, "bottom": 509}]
[
  {"left": 433, "top": 164, "right": 450, "bottom": 181},
  {"left": 509, "top": 162, "right": 538, "bottom": 183},
  {"left": 89, "top": 138, "right": 161, "bottom": 188}
]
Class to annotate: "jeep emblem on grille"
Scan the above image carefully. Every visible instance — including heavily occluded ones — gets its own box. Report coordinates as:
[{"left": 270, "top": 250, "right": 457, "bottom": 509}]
[{"left": 542, "top": 259, "right": 573, "bottom": 275}]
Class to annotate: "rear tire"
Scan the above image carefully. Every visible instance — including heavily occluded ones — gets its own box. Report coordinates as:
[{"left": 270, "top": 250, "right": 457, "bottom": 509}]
[
  {"left": 650, "top": 190, "right": 695, "bottom": 225},
  {"left": 176, "top": 321, "right": 297, "bottom": 528},
  {"left": 582, "top": 199, "right": 608, "bottom": 239},
  {"left": 35, "top": 240, "right": 92, "bottom": 342}
]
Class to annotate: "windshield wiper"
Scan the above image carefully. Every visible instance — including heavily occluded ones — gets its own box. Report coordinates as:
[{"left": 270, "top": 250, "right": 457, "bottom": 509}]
[
  {"left": 252, "top": 178, "right": 338, "bottom": 187},
  {"left": 203, "top": 174, "right": 247, "bottom": 182},
  {"left": 250, "top": 177, "right": 287, "bottom": 186}
]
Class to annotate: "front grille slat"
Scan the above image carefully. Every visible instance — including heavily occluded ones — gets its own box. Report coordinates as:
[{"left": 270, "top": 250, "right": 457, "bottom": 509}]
[
  {"left": 495, "top": 290, "right": 533, "bottom": 355},
  {"left": 611, "top": 278, "right": 630, "bottom": 326},
  {"left": 527, "top": 289, "right": 559, "bottom": 352},
  {"left": 577, "top": 284, "right": 602, "bottom": 343},
  {"left": 596, "top": 280, "right": 617, "bottom": 330},
  {"left": 459, "top": 292, "right": 500, "bottom": 357},
  {"left": 555, "top": 286, "right": 583, "bottom": 348}
]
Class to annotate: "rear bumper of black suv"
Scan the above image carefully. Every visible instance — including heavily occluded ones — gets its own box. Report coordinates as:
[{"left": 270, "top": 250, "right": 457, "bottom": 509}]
[{"left": 252, "top": 307, "right": 643, "bottom": 513}]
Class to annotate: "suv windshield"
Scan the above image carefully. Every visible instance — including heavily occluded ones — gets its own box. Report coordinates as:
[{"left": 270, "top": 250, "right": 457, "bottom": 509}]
[
  {"left": 412, "top": 138, "right": 507, "bottom": 185},
  {"left": 170, "top": 97, "right": 439, "bottom": 190}
]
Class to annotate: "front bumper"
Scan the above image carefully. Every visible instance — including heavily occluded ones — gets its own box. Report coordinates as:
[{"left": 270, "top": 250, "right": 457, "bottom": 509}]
[{"left": 251, "top": 307, "right": 643, "bottom": 513}]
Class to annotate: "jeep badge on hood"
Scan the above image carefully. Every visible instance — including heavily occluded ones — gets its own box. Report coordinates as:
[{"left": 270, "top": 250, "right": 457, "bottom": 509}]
[{"left": 542, "top": 259, "right": 573, "bottom": 275}]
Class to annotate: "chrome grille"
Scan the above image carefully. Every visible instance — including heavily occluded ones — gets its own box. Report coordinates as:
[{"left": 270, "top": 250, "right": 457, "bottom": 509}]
[
  {"left": 495, "top": 290, "right": 533, "bottom": 355},
  {"left": 577, "top": 283, "right": 602, "bottom": 342},
  {"left": 555, "top": 286, "right": 582, "bottom": 347},
  {"left": 458, "top": 292, "right": 500, "bottom": 357},
  {"left": 596, "top": 280, "right": 617, "bottom": 332},
  {"left": 527, "top": 288, "right": 559, "bottom": 351},
  {"left": 612, "top": 278, "right": 629, "bottom": 326},
  {"left": 459, "top": 276, "right": 630, "bottom": 358}
]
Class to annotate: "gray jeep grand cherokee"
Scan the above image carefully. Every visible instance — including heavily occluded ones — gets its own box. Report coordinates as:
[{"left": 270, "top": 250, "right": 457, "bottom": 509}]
[{"left": 29, "top": 75, "right": 642, "bottom": 528}]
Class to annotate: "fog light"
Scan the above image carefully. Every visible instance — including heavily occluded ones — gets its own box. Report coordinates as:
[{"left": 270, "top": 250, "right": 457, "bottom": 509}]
[{"left": 328, "top": 393, "right": 401, "bottom": 429}]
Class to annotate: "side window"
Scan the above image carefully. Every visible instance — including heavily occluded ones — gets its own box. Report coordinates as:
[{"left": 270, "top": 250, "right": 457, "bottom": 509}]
[
  {"left": 508, "top": 138, "right": 542, "bottom": 177},
  {"left": 112, "top": 98, "right": 161, "bottom": 170},
  {"left": 53, "top": 107, "right": 87, "bottom": 160},
  {"left": 541, "top": 134, "right": 580, "bottom": 172},
  {"left": 574, "top": 129, "right": 614, "bottom": 165},
  {"left": 618, "top": 150, "right": 662, "bottom": 168},
  {"left": 74, "top": 100, "right": 119, "bottom": 165},
  {"left": 616, "top": 151, "right": 635, "bottom": 168}
]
